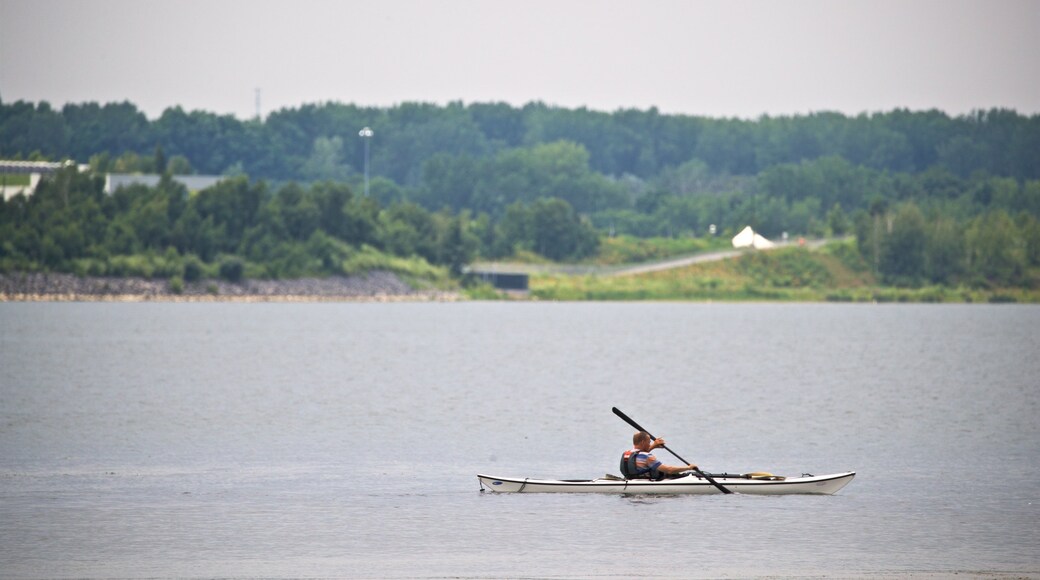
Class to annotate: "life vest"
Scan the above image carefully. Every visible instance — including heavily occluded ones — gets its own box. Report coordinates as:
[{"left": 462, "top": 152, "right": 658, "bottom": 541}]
[{"left": 620, "top": 449, "right": 662, "bottom": 480}]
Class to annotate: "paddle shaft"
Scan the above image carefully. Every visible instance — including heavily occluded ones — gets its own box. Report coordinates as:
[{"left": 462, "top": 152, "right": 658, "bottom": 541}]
[{"left": 612, "top": 406, "right": 733, "bottom": 494}]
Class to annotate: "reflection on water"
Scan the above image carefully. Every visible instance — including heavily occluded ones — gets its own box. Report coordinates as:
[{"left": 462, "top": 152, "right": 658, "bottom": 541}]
[{"left": 1, "top": 302, "right": 1038, "bottom": 578}]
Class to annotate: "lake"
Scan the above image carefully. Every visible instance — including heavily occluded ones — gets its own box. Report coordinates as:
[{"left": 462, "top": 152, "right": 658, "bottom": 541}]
[{"left": 1, "top": 302, "right": 1038, "bottom": 578}]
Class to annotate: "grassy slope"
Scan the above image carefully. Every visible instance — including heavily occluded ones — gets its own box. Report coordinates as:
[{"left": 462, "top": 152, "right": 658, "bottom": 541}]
[
  {"left": 590, "top": 235, "right": 730, "bottom": 265},
  {"left": 526, "top": 241, "right": 1040, "bottom": 303}
]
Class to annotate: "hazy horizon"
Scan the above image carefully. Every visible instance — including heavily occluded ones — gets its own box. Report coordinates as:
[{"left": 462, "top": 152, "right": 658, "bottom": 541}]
[{"left": 2, "top": 0, "right": 1038, "bottom": 121}]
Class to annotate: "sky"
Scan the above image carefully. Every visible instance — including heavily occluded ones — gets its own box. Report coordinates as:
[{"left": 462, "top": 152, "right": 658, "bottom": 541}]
[{"left": 1, "top": 0, "right": 1038, "bottom": 121}]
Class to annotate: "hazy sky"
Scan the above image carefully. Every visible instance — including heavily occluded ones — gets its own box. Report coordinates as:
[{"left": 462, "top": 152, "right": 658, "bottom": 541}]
[{"left": 2, "top": 0, "right": 1038, "bottom": 120}]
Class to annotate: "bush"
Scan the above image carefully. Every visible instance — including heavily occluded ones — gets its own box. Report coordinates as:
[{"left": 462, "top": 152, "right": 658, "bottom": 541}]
[
  {"left": 463, "top": 282, "right": 505, "bottom": 300},
  {"left": 183, "top": 255, "right": 203, "bottom": 282},
  {"left": 70, "top": 258, "right": 104, "bottom": 277},
  {"left": 824, "top": 240, "right": 870, "bottom": 272},
  {"left": 219, "top": 256, "right": 244, "bottom": 282},
  {"left": 108, "top": 254, "right": 155, "bottom": 278},
  {"left": 169, "top": 276, "right": 184, "bottom": 294},
  {"left": 736, "top": 248, "right": 833, "bottom": 288}
]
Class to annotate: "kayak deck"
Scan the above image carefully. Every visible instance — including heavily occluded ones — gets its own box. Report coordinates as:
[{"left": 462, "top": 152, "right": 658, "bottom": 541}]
[{"left": 478, "top": 471, "right": 855, "bottom": 495}]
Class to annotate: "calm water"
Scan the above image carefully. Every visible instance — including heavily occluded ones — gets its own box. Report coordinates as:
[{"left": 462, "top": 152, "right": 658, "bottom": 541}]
[{"left": 1, "top": 302, "right": 1038, "bottom": 579}]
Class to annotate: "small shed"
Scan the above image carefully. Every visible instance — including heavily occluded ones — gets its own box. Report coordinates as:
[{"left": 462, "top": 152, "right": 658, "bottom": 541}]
[{"left": 469, "top": 270, "right": 529, "bottom": 291}]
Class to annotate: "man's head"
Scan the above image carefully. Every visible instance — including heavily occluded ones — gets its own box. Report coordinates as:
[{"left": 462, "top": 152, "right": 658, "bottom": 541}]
[{"left": 633, "top": 431, "right": 651, "bottom": 450}]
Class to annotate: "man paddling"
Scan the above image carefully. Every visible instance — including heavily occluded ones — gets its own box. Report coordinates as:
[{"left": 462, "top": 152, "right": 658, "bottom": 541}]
[{"left": 620, "top": 431, "right": 699, "bottom": 480}]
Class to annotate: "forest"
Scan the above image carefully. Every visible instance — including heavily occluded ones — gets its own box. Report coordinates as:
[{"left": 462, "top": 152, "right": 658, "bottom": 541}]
[{"left": 1, "top": 98, "right": 1038, "bottom": 290}]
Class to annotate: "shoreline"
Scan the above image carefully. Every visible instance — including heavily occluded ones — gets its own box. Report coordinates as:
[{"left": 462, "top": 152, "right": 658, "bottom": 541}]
[
  {"left": 0, "top": 292, "right": 461, "bottom": 303},
  {"left": 0, "top": 271, "right": 462, "bottom": 303}
]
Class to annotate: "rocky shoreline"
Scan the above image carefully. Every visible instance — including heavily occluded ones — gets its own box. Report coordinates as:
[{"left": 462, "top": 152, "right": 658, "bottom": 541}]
[{"left": 0, "top": 271, "right": 461, "bottom": 302}]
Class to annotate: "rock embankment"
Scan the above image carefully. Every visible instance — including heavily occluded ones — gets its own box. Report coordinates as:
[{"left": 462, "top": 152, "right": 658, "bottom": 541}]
[{"left": 0, "top": 272, "right": 460, "bottom": 302}]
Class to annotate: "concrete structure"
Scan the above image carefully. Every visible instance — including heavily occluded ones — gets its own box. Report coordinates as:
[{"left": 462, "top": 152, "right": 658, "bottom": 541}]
[
  {"left": 104, "top": 173, "right": 224, "bottom": 194},
  {"left": 1, "top": 160, "right": 225, "bottom": 199},
  {"left": 0, "top": 160, "right": 87, "bottom": 201},
  {"left": 467, "top": 269, "right": 529, "bottom": 291}
]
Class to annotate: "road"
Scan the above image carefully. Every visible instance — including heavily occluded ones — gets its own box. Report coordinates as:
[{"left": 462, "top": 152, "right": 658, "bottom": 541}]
[
  {"left": 609, "top": 238, "right": 835, "bottom": 276},
  {"left": 468, "top": 237, "right": 841, "bottom": 278}
]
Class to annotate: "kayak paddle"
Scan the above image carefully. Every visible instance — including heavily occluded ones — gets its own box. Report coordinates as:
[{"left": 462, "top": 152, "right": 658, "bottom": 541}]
[{"left": 612, "top": 406, "right": 733, "bottom": 494}]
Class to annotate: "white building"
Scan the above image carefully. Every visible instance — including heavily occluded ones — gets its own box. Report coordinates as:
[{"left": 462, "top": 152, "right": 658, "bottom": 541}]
[
  {"left": 0, "top": 160, "right": 225, "bottom": 199},
  {"left": 104, "top": 173, "right": 224, "bottom": 194},
  {"left": 0, "top": 160, "right": 89, "bottom": 201}
]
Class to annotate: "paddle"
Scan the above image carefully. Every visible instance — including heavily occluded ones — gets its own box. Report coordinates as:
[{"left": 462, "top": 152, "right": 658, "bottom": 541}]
[{"left": 612, "top": 406, "right": 733, "bottom": 494}]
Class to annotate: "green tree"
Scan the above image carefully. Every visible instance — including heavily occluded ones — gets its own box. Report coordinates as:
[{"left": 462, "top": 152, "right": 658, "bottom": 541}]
[
  {"left": 61, "top": 101, "right": 149, "bottom": 161},
  {"left": 937, "top": 136, "right": 990, "bottom": 179},
  {"left": 879, "top": 203, "right": 928, "bottom": 284},
  {"left": 376, "top": 102, "right": 490, "bottom": 186},
  {"left": 495, "top": 198, "right": 599, "bottom": 261},
  {"left": 965, "top": 210, "right": 1025, "bottom": 285},
  {"left": 826, "top": 203, "right": 850, "bottom": 235},
  {"left": 111, "top": 151, "right": 149, "bottom": 173},
  {"left": 171, "top": 205, "right": 222, "bottom": 261},
  {"left": 378, "top": 202, "right": 437, "bottom": 261},
  {"left": 167, "top": 155, "right": 193, "bottom": 175},
  {"left": 434, "top": 212, "right": 479, "bottom": 275},
  {"left": 191, "top": 176, "right": 265, "bottom": 252},
  {"left": 925, "top": 217, "right": 964, "bottom": 284},
  {"left": 468, "top": 102, "right": 526, "bottom": 148},
  {"left": 271, "top": 183, "right": 321, "bottom": 241},
  {"left": 419, "top": 153, "right": 482, "bottom": 210},
  {"left": 219, "top": 255, "right": 244, "bottom": 282},
  {"left": 853, "top": 199, "right": 890, "bottom": 276},
  {"left": 0, "top": 101, "right": 69, "bottom": 158},
  {"left": 1016, "top": 213, "right": 1040, "bottom": 267},
  {"left": 154, "top": 144, "right": 168, "bottom": 175},
  {"left": 300, "top": 136, "right": 352, "bottom": 182},
  {"left": 475, "top": 141, "right": 626, "bottom": 215}
]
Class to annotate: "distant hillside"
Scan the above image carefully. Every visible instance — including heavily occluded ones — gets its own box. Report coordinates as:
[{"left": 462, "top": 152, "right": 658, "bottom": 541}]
[{"left": 2, "top": 100, "right": 1038, "bottom": 293}]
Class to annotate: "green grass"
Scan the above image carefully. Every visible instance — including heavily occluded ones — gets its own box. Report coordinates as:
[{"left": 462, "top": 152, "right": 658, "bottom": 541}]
[
  {"left": 591, "top": 235, "right": 729, "bottom": 265},
  {"left": 528, "top": 244, "right": 1040, "bottom": 303},
  {"left": 22, "top": 244, "right": 457, "bottom": 291},
  {"left": 340, "top": 245, "right": 455, "bottom": 289},
  {"left": 1, "top": 173, "right": 32, "bottom": 187}
]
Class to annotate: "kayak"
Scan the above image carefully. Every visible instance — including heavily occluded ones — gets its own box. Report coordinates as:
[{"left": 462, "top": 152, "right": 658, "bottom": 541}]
[{"left": 478, "top": 470, "right": 855, "bottom": 495}]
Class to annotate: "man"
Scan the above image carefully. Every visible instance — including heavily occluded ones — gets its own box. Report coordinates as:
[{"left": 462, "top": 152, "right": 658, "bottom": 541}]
[{"left": 620, "top": 431, "right": 699, "bottom": 480}]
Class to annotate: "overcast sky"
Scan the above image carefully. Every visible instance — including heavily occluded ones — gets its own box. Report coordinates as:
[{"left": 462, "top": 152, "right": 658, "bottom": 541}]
[{"left": 2, "top": 0, "right": 1038, "bottom": 121}]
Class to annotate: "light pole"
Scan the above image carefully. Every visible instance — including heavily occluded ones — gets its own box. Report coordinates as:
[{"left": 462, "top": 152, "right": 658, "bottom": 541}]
[{"left": 358, "top": 126, "right": 373, "bottom": 196}]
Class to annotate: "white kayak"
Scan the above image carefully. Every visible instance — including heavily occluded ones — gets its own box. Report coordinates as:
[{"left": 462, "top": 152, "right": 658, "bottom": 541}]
[{"left": 478, "top": 471, "right": 855, "bottom": 495}]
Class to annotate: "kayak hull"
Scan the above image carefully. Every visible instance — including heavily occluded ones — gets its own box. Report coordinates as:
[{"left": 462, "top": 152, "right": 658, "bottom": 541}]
[{"left": 478, "top": 471, "right": 855, "bottom": 495}]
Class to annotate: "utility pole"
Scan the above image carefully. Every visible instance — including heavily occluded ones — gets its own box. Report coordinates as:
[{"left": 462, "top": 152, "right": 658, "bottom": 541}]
[{"left": 359, "top": 127, "right": 373, "bottom": 196}]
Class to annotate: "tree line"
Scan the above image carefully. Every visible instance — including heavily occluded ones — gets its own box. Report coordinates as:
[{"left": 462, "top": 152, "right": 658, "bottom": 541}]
[
  {"left": 3, "top": 100, "right": 1038, "bottom": 184},
  {"left": 0, "top": 163, "right": 600, "bottom": 281},
  {"left": 1, "top": 98, "right": 1038, "bottom": 288}
]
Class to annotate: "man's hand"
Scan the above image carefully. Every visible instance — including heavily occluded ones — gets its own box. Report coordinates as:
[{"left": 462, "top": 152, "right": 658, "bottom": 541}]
[{"left": 650, "top": 437, "right": 666, "bottom": 450}]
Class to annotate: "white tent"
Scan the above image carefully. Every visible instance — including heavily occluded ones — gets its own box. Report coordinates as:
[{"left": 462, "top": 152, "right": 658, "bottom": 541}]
[{"left": 731, "top": 226, "right": 776, "bottom": 249}]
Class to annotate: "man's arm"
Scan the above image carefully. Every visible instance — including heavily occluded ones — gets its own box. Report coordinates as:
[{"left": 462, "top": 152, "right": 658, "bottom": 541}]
[{"left": 647, "top": 438, "right": 697, "bottom": 474}]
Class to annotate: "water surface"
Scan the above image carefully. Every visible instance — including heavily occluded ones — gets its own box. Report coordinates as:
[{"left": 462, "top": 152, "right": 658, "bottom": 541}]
[{"left": 1, "top": 302, "right": 1038, "bottom": 578}]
